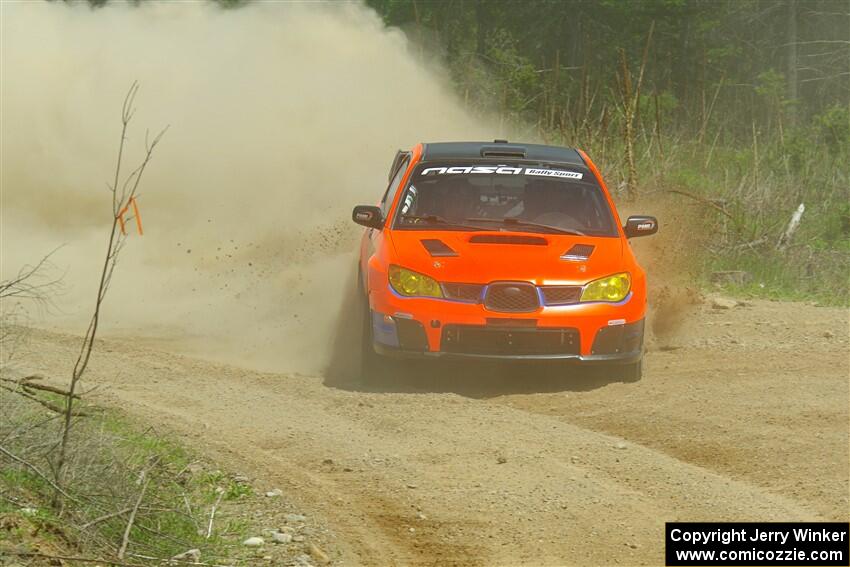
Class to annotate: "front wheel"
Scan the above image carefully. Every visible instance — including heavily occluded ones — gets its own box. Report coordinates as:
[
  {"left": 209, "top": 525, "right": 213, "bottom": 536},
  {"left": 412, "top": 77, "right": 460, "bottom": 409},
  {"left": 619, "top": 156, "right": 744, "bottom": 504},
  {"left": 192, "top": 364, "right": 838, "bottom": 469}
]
[
  {"left": 619, "top": 358, "right": 643, "bottom": 383},
  {"left": 359, "top": 299, "right": 394, "bottom": 387}
]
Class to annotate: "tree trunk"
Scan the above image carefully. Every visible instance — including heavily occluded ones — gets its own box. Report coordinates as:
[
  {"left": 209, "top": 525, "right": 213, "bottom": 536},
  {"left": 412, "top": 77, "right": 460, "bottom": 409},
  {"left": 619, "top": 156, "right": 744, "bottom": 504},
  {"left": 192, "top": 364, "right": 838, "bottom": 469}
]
[
  {"left": 786, "top": 0, "right": 798, "bottom": 126},
  {"left": 476, "top": 0, "right": 487, "bottom": 59}
]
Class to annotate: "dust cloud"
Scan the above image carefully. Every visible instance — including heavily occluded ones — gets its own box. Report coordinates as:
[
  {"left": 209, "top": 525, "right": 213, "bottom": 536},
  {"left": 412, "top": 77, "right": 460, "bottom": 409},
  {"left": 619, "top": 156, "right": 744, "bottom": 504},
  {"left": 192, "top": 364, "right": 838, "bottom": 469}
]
[
  {"left": 1, "top": 0, "right": 489, "bottom": 373},
  {"left": 621, "top": 197, "right": 704, "bottom": 347}
]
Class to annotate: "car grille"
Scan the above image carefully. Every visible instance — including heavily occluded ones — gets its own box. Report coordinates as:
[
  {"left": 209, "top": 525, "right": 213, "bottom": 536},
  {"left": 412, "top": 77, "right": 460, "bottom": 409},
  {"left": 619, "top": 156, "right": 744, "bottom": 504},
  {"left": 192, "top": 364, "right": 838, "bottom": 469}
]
[
  {"left": 442, "top": 282, "right": 583, "bottom": 308},
  {"left": 441, "top": 325, "right": 579, "bottom": 356},
  {"left": 540, "top": 285, "right": 582, "bottom": 305},
  {"left": 442, "top": 283, "right": 485, "bottom": 302},
  {"left": 484, "top": 282, "right": 539, "bottom": 312}
]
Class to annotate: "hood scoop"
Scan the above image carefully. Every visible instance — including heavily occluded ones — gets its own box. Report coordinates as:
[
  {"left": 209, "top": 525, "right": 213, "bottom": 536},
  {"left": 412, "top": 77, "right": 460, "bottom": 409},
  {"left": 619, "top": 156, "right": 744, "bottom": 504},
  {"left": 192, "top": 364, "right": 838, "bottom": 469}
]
[
  {"left": 561, "top": 243, "right": 595, "bottom": 261},
  {"left": 469, "top": 234, "right": 548, "bottom": 246},
  {"left": 421, "top": 239, "right": 458, "bottom": 257}
]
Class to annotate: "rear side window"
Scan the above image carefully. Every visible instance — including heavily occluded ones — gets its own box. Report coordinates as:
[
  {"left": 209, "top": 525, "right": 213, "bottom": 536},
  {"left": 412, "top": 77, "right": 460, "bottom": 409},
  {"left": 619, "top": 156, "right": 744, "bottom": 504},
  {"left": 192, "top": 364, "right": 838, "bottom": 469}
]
[{"left": 380, "top": 154, "right": 410, "bottom": 217}]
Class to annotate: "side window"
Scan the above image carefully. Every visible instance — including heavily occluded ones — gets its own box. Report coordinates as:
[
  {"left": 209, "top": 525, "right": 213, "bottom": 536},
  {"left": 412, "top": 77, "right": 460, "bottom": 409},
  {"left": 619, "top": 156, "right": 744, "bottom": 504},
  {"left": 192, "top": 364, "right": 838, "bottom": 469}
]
[{"left": 380, "top": 155, "right": 410, "bottom": 217}]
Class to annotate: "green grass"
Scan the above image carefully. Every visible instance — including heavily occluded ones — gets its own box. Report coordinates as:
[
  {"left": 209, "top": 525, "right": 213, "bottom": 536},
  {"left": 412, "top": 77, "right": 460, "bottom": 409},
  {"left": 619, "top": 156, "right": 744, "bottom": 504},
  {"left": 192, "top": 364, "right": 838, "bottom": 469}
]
[
  {"left": 704, "top": 249, "right": 850, "bottom": 305},
  {"left": 0, "top": 468, "right": 50, "bottom": 499},
  {"left": 490, "top": 94, "right": 850, "bottom": 306},
  {"left": 0, "top": 395, "right": 252, "bottom": 564},
  {"left": 581, "top": 130, "right": 849, "bottom": 306}
]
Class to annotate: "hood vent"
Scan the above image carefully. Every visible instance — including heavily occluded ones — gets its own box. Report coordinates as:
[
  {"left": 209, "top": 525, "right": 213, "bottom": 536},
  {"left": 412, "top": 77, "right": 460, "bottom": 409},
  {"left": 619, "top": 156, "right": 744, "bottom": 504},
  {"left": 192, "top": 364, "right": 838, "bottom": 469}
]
[
  {"left": 469, "top": 234, "right": 548, "bottom": 246},
  {"left": 421, "top": 239, "right": 458, "bottom": 257},
  {"left": 561, "top": 244, "right": 595, "bottom": 261}
]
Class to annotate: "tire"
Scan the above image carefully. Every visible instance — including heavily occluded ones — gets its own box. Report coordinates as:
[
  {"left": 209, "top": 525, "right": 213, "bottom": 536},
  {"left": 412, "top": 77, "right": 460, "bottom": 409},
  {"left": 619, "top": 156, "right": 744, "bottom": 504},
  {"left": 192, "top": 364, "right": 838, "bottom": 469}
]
[
  {"left": 358, "top": 295, "right": 392, "bottom": 387},
  {"left": 619, "top": 357, "right": 643, "bottom": 383}
]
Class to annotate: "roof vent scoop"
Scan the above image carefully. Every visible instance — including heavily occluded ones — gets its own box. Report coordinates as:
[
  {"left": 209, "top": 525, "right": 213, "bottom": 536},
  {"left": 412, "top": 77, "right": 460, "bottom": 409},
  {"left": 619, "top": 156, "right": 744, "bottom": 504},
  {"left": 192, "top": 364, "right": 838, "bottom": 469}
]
[
  {"left": 421, "top": 239, "right": 458, "bottom": 257},
  {"left": 561, "top": 244, "right": 595, "bottom": 261},
  {"left": 480, "top": 144, "right": 527, "bottom": 158}
]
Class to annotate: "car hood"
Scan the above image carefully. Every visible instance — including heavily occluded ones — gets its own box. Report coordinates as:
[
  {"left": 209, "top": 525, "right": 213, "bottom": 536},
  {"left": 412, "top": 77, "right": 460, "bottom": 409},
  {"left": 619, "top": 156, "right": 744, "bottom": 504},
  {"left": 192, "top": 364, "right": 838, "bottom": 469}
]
[{"left": 387, "top": 229, "right": 624, "bottom": 285}]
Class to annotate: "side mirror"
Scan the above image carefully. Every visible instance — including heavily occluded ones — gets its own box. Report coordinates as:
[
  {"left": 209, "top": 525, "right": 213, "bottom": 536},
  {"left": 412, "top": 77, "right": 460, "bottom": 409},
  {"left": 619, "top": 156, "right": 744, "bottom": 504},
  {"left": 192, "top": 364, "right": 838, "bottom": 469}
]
[
  {"left": 624, "top": 215, "right": 658, "bottom": 238},
  {"left": 352, "top": 205, "right": 384, "bottom": 229}
]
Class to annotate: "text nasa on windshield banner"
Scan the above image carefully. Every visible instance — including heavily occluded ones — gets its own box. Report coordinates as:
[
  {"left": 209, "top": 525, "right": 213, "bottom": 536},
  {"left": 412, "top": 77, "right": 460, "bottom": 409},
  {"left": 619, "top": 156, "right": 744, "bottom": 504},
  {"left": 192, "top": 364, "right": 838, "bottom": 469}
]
[{"left": 666, "top": 523, "right": 849, "bottom": 566}]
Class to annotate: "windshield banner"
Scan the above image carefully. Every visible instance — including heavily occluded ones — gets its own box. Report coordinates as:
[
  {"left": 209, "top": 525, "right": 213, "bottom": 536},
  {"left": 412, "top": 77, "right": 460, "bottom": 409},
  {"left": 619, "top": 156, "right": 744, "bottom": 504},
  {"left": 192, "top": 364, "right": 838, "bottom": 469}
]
[{"left": 420, "top": 166, "right": 583, "bottom": 180}]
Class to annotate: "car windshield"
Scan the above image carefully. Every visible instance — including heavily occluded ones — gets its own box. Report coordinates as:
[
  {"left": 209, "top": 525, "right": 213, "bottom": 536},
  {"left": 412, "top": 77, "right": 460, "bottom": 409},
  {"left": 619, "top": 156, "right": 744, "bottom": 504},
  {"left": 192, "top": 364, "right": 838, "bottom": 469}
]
[{"left": 393, "top": 163, "right": 617, "bottom": 236}]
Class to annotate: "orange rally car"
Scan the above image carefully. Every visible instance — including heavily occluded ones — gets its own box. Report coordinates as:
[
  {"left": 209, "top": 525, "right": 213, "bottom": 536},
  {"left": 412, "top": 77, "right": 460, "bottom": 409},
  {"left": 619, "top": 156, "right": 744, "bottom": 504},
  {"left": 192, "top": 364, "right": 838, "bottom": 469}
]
[{"left": 352, "top": 140, "right": 658, "bottom": 381}]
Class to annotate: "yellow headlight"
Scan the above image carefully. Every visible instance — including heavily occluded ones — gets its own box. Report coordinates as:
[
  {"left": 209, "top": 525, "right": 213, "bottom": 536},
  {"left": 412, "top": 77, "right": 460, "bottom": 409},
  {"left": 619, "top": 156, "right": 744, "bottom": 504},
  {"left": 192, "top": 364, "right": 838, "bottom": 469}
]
[
  {"left": 388, "top": 265, "right": 443, "bottom": 298},
  {"left": 580, "top": 272, "right": 631, "bottom": 302}
]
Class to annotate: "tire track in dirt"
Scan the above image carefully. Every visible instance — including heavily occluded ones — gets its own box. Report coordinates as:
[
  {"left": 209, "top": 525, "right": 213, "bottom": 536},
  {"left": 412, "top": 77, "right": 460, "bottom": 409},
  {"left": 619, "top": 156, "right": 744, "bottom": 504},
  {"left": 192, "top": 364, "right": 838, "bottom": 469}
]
[{"left": 487, "top": 299, "right": 850, "bottom": 523}]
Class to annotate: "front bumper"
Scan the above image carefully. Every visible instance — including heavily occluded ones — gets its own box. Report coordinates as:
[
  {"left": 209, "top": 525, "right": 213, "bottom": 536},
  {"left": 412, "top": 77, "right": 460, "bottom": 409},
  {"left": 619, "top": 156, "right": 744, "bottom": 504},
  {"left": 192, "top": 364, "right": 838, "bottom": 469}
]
[
  {"left": 374, "top": 341, "right": 643, "bottom": 363},
  {"left": 368, "top": 291, "right": 645, "bottom": 362}
]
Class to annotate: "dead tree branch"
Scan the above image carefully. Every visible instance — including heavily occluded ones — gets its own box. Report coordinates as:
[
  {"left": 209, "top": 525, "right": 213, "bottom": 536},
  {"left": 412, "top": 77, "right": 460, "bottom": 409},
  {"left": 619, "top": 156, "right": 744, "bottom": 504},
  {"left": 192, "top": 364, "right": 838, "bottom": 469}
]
[
  {"left": 80, "top": 506, "right": 133, "bottom": 530},
  {"left": 0, "top": 383, "right": 81, "bottom": 415},
  {"left": 0, "top": 444, "right": 81, "bottom": 504},
  {"left": 776, "top": 203, "right": 806, "bottom": 250},
  {"left": 667, "top": 189, "right": 735, "bottom": 220},
  {"left": 0, "top": 247, "right": 64, "bottom": 304},
  {"left": 4, "top": 552, "right": 147, "bottom": 567},
  {"left": 54, "top": 81, "right": 167, "bottom": 498},
  {"left": 117, "top": 457, "right": 158, "bottom": 560},
  {"left": 205, "top": 490, "right": 224, "bottom": 539},
  {"left": 0, "top": 375, "right": 80, "bottom": 398}
]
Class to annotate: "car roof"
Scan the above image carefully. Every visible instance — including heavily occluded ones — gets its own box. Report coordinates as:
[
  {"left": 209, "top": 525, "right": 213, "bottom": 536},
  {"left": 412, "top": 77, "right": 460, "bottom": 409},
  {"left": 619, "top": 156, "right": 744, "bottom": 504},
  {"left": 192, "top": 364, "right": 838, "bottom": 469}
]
[{"left": 420, "top": 140, "right": 584, "bottom": 166}]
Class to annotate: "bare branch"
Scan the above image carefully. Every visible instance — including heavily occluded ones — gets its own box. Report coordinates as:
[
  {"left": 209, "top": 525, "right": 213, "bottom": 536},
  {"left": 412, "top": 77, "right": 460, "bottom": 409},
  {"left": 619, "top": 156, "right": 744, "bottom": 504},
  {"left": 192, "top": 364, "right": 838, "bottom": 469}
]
[
  {"left": 206, "top": 490, "right": 224, "bottom": 539},
  {"left": 55, "top": 82, "right": 166, "bottom": 496},
  {"left": 0, "top": 375, "right": 81, "bottom": 399},
  {"left": 0, "top": 247, "right": 65, "bottom": 311},
  {"left": 5, "top": 552, "right": 147, "bottom": 567},
  {"left": 780, "top": 40, "right": 850, "bottom": 46},
  {"left": 667, "top": 189, "right": 735, "bottom": 220},
  {"left": 0, "top": 444, "right": 81, "bottom": 503},
  {"left": 117, "top": 457, "right": 158, "bottom": 560},
  {"left": 79, "top": 507, "right": 133, "bottom": 530},
  {"left": 0, "top": 383, "right": 86, "bottom": 416}
]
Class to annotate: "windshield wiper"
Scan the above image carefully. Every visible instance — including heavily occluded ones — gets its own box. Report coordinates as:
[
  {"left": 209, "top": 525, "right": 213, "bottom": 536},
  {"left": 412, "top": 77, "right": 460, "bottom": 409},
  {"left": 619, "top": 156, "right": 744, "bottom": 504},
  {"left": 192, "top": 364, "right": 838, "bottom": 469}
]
[
  {"left": 464, "top": 217, "right": 586, "bottom": 236},
  {"left": 400, "top": 214, "right": 485, "bottom": 231}
]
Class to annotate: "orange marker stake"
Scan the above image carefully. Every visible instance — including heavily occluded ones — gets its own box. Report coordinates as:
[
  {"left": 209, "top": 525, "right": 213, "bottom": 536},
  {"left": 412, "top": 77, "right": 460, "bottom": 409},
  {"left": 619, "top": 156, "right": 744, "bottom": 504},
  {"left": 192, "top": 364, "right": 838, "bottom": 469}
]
[
  {"left": 115, "top": 198, "right": 143, "bottom": 236},
  {"left": 116, "top": 204, "right": 129, "bottom": 235},
  {"left": 130, "top": 197, "right": 143, "bottom": 235}
]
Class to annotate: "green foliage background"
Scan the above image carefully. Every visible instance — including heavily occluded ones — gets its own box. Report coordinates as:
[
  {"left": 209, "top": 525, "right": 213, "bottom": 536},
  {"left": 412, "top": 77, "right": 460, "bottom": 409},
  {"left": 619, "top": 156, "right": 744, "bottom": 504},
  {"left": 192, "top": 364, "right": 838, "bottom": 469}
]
[
  {"left": 77, "top": 0, "right": 850, "bottom": 302},
  {"left": 367, "top": 0, "right": 849, "bottom": 303}
]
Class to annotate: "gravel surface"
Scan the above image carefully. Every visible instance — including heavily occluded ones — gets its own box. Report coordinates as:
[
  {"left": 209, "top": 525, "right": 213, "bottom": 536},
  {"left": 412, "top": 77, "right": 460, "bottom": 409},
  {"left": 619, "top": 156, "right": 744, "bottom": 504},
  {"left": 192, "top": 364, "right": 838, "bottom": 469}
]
[{"left": 12, "top": 298, "right": 849, "bottom": 566}]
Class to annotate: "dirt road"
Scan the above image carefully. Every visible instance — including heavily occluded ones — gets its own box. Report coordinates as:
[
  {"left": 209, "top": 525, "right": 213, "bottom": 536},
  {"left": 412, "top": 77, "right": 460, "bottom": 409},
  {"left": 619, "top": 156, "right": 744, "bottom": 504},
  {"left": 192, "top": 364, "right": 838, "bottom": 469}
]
[{"left": 11, "top": 298, "right": 849, "bottom": 566}]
